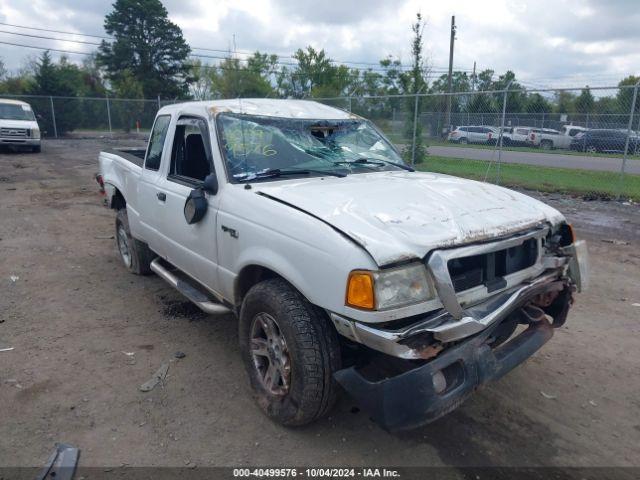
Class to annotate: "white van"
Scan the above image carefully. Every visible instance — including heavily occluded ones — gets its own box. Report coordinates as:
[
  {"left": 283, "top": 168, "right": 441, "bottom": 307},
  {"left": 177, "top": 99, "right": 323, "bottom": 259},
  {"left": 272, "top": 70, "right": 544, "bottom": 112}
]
[{"left": 0, "top": 99, "right": 41, "bottom": 152}]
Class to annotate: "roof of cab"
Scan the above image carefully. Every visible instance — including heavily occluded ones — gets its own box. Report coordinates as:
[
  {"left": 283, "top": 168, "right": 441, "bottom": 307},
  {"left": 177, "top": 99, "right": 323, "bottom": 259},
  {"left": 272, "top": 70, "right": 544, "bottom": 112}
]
[
  {"left": 0, "top": 98, "right": 31, "bottom": 106},
  {"left": 159, "top": 98, "right": 355, "bottom": 120}
]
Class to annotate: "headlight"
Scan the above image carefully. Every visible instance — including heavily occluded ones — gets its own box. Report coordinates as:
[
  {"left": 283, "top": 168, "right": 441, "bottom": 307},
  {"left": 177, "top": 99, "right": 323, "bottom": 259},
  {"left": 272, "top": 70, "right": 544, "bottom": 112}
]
[
  {"left": 32, "top": 128, "right": 41, "bottom": 139},
  {"left": 346, "top": 263, "right": 434, "bottom": 310}
]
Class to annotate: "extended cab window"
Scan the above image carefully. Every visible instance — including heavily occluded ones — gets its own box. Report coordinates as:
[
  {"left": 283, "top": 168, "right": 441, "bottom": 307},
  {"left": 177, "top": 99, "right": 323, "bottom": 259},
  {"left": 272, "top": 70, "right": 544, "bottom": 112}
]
[
  {"left": 145, "top": 115, "right": 171, "bottom": 171},
  {"left": 168, "top": 117, "right": 212, "bottom": 184}
]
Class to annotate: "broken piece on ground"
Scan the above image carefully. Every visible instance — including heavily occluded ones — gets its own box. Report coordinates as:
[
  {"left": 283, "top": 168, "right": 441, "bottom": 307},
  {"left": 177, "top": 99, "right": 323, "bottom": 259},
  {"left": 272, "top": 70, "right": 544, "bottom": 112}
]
[{"left": 139, "top": 362, "right": 170, "bottom": 392}]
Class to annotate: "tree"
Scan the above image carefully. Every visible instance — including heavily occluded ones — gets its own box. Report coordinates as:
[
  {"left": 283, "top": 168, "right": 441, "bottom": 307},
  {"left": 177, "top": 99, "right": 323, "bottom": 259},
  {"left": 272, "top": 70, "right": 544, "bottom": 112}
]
[
  {"left": 575, "top": 86, "right": 595, "bottom": 114},
  {"left": 188, "top": 60, "right": 214, "bottom": 100},
  {"left": 208, "top": 52, "right": 277, "bottom": 98},
  {"left": 555, "top": 90, "right": 576, "bottom": 114},
  {"left": 284, "top": 47, "right": 356, "bottom": 99},
  {"left": 97, "top": 0, "right": 191, "bottom": 99},
  {"left": 29, "top": 52, "right": 81, "bottom": 135},
  {"left": 617, "top": 75, "right": 640, "bottom": 116},
  {"left": 402, "top": 12, "right": 428, "bottom": 164},
  {"left": 0, "top": 58, "right": 6, "bottom": 81},
  {"left": 113, "top": 69, "right": 145, "bottom": 132}
]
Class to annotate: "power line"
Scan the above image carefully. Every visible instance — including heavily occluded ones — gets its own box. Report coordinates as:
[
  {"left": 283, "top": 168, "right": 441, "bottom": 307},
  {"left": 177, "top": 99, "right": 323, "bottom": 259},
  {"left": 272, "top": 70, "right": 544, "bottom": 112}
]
[
  {"left": 0, "top": 21, "right": 110, "bottom": 40},
  {"left": 0, "top": 20, "right": 474, "bottom": 73}
]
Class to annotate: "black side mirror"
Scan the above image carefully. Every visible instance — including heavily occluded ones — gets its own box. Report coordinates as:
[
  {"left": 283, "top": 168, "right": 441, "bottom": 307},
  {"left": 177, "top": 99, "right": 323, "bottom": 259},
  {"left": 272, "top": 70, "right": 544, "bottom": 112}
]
[
  {"left": 203, "top": 173, "right": 218, "bottom": 195},
  {"left": 184, "top": 189, "right": 208, "bottom": 224}
]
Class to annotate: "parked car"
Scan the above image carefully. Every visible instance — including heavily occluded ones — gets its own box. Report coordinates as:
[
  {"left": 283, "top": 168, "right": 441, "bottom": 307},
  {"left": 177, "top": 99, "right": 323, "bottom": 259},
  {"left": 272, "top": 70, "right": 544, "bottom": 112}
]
[
  {"left": 502, "top": 126, "right": 536, "bottom": 146},
  {"left": 448, "top": 125, "right": 497, "bottom": 144},
  {"left": 0, "top": 99, "right": 41, "bottom": 152},
  {"left": 530, "top": 125, "right": 587, "bottom": 150},
  {"left": 97, "top": 99, "right": 587, "bottom": 431},
  {"left": 570, "top": 129, "right": 639, "bottom": 154}
]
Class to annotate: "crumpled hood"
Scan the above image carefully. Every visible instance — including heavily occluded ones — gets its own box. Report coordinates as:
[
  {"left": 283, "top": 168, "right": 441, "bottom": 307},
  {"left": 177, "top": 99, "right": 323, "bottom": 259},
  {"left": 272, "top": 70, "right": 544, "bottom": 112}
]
[{"left": 255, "top": 171, "right": 564, "bottom": 266}]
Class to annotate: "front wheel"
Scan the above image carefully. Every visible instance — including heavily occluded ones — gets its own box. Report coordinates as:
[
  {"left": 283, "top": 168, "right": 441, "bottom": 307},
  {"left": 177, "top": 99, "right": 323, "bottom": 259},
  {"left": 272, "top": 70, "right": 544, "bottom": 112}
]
[
  {"left": 239, "top": 278, "right": 341, "bottom": 426},
  {"left": 540, "top": 140, "right": 553, "bottom": 150},
  {"left": 458, "top": 137, "right": 468, "bottom": 144}
]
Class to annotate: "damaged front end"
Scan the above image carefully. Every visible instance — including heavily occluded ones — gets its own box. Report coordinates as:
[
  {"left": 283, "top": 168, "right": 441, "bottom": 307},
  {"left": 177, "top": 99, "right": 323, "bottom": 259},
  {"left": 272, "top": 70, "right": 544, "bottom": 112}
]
[{"left": 331, "top": 224, "right": 587, "bottom": 431}]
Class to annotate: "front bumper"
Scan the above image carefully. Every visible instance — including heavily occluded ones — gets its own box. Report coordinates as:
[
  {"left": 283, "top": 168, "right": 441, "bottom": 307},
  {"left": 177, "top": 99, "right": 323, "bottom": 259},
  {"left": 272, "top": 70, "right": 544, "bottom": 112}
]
[
  {"left": 0, "top": 137, "right": 40, "bottom": 146},
  {"left": 335, "top": 315, "right": 555, "bottom": 431}
]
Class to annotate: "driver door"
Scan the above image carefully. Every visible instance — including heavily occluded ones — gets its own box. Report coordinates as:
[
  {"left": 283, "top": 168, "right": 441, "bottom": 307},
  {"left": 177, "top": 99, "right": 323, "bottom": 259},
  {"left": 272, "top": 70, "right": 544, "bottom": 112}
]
[{"left": 155, "top": 116, "right": 220, "bottom": 290}]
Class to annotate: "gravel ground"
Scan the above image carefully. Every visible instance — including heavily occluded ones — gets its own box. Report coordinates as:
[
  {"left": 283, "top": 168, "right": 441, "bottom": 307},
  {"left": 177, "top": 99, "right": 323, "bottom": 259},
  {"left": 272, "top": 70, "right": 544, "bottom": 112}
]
[{"left": 1, "top": 139, "right": 639, "bottom": 469}]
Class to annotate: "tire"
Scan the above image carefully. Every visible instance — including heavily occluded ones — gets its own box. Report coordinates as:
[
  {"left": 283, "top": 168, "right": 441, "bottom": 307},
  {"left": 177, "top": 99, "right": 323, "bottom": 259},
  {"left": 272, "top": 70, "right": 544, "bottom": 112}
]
[
  {"left": 585, "top": 145, "right": 597, "bottom": 154},
  {"left": 458, "top": 137, "right": 468, "bottom": 144},
  {"left": 115, "top": 209, "right": 155, "bottom": 275},
  {"left": 239, "top": 278, "right": 341, "bottom": 426},
  {"left": 540, "top": 140, "right": 553, "bottom": 150},
  {"left": 32, "top": 145, "right": 41, "bottom": 153}
]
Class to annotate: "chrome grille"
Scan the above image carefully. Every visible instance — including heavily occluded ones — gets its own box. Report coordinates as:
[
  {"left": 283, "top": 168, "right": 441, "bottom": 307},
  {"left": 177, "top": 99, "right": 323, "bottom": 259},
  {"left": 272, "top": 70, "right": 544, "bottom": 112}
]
[{"left": 0, "top": 127, "right": 28, "bottom": 137}]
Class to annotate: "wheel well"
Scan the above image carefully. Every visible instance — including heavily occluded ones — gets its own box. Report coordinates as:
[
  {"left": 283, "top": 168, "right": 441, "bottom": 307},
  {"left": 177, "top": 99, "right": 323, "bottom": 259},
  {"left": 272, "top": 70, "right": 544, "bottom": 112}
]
[
  {"left": 112, "top": 188, "right": 126, "bottom": 210},
  {"left": 235, "top": 265, "right": 282, "bottom": 305}
]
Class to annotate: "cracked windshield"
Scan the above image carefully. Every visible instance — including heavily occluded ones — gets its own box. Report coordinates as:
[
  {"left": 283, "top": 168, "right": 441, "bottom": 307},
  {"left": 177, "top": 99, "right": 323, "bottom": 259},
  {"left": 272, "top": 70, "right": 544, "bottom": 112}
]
[{"left": 217, "top": 113, "right": 410, "bottom": 182}]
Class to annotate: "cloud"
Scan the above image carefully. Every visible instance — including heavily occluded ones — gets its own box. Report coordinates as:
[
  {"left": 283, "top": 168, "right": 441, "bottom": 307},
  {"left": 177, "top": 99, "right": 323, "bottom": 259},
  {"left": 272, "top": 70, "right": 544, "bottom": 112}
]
[{"left": 0, "top": 0, "right": 637, "bottom": 89}]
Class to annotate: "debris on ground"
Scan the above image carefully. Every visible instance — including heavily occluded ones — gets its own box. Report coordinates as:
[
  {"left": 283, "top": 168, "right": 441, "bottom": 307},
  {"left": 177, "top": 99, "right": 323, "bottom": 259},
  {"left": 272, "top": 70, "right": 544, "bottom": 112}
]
[
  {"left": 122, "top": 351, "right": 135, "bottom": 357},
  {"left": 174, "top": 351, "right": 186, "bottom": 359},
  {"left": 601, "top": 239, "right": 629, "bottom": 246},
  {"left": 0, "top": 340, "right": 14, "bottom": 352},
  {"left": 139, "top": 362, "right": 170, "bottom": 392},
  {"left": 540, "top": 391, "right": 557, "bottom": 400},
  {"left": 632, "top": 303, "right": 640, "bottom": 307},
  {"left": 589, "top": 400, "right": 598, "bottom": 407},
  {"left": 36, "top": 443, "right": 80, "bottom": 480},
  {"left": 9, "top": 275, "right": 19, "bottom": 282}
]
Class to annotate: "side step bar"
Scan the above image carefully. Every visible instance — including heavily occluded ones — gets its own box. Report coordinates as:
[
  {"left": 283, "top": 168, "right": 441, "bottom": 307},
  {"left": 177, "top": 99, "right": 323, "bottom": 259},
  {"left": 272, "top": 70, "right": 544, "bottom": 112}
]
[{"left": 150, "top": 258, "right": 231, "bottom": 315}]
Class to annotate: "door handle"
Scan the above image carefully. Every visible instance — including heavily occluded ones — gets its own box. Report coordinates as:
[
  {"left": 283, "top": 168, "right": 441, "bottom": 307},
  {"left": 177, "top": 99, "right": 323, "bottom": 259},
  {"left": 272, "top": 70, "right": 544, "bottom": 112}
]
[{"left": 156, "top": 192, "right": 166, "bottom": 202}]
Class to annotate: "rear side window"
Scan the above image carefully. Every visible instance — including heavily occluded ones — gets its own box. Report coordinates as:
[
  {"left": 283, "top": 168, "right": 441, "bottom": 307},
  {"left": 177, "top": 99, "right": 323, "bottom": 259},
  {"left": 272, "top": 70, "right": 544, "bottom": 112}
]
[
  {"left": 145, "top": 115, "right": 171, "bottom": 171},
  {"left": 568, "top": 128, "right": 581, "bottom": 137}
]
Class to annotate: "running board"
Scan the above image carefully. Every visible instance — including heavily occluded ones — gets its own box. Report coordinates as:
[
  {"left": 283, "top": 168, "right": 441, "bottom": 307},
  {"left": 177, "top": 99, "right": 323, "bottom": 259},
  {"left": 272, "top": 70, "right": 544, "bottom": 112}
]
[{"left": 150, "top": 258, "right": 231, "bottom": 315}]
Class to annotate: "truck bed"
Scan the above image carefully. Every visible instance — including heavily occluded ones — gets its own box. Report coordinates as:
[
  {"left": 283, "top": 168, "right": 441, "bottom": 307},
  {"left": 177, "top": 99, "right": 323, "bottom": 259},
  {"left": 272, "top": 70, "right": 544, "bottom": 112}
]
[{"left": 102, "top": 148, "right": 146, "bottom": 168}]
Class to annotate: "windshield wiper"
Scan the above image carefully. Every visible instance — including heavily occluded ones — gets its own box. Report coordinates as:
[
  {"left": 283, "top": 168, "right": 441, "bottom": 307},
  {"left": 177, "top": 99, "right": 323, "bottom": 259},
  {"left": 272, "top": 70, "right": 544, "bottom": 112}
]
[
  {"left": 334, "top": 157, "right": 415, "bottom": 172},
  {"left": 236, "top": 168, "right": 347, "bottom": 182}
]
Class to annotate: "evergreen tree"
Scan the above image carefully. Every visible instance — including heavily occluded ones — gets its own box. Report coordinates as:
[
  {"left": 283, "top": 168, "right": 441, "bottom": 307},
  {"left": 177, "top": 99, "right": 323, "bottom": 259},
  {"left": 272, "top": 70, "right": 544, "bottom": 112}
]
[{"left": 97, "top": 0, "right": 191, "bottom": 99}]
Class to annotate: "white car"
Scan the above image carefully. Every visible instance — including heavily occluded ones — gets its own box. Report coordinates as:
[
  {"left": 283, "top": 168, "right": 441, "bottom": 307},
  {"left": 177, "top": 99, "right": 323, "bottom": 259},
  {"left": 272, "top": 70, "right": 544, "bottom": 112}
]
[
  {"left": 502, "top": 126, "right": 536, "bottom": 146},
  {"left": 0, "top": 99, "right": 41, "bottom": 152},
  {"left": 97, "top": 99, "right": 587, "bottom": 431},
  {"left": 448, "top": 125, "right": 497, "bottom": 144},
  {"left": 530, "top": 125, "right": 587, "bottom": 150}
]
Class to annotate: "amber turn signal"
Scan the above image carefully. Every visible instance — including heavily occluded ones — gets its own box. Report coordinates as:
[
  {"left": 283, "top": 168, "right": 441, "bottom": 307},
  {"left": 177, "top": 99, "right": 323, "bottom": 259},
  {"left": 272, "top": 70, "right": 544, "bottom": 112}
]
[{"left": 346, "top": 271, "right": 375, "bottom": 310}]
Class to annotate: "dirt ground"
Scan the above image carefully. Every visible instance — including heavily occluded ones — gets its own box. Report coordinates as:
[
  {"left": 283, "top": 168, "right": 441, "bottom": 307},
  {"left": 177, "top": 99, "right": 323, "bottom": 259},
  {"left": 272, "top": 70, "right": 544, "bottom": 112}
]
[{"left": 1, "top": 138, "right": 639, "bottom": 469}]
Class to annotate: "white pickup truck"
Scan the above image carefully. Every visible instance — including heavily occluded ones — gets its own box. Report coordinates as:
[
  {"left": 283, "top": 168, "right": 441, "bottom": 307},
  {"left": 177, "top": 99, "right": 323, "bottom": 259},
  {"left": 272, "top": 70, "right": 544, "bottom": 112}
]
[
  {"left": 530, "top": 125, "right": 587, "bottom": 150},
  {"left": 97, "top": 99, "right": 587, "bottom": 431}
]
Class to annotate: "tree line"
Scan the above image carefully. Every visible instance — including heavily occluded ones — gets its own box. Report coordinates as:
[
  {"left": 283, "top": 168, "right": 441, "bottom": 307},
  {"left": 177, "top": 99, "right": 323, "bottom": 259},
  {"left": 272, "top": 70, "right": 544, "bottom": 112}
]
[{"left": 0, "top": 0, "right": 637, "bottom": 141}]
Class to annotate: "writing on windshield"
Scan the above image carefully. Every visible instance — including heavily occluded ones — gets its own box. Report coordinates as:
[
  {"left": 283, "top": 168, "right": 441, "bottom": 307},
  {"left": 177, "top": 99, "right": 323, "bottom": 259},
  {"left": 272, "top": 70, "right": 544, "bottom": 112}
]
[{"left": 216, "top": 113, "right": 406, "bottom": 182}]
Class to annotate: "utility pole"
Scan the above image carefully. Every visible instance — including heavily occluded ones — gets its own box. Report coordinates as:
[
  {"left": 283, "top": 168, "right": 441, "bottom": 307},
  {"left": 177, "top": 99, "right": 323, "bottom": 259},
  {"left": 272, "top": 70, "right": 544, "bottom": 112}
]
[
  {"left": 471, "top": 61, "right": 476, "bottom": 91},
  {"left": 444, "top": 15, "right": 456, "bottom": 137}
]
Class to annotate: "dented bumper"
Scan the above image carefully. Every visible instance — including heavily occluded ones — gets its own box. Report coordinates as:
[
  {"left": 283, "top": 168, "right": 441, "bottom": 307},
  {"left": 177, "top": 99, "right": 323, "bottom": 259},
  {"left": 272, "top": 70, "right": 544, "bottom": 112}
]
[{"left": 334, "top": 317, "right": 555, "bottom": 431}]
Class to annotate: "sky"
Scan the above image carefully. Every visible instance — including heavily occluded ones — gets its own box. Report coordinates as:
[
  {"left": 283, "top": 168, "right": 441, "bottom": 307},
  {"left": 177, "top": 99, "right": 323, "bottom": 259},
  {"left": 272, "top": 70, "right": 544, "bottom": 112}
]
[{"left": 0, "top": 0, "right": 638, "bottom": 89}]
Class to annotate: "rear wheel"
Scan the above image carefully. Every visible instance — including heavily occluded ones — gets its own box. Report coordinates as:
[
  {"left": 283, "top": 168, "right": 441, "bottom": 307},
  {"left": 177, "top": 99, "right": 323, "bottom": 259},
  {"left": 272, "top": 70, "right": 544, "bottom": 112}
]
[
  {"left": 458, "top": 137, "right": 468, "bottom": 144},
  {"left": 115, "top": 209, "right": 155, "bottom": 275},
  {"left": 585, "top": 145, "right": 597, "bottom": 154},
  {"left": 239, "top": 278, "right": 341, "bottom": 426},
  {"left": 540, "top": 140, "right": 553, "bottom": 150}
]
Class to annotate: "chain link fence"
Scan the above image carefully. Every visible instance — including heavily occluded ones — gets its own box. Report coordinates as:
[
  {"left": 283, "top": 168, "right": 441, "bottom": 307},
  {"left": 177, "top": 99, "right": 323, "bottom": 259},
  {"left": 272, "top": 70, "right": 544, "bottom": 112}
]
[
  {"left": 318, "top": 84, "right": 640, "bottom": 200},
  {"left": 3, "top": 84, "right": 639, "bottom": 199}
]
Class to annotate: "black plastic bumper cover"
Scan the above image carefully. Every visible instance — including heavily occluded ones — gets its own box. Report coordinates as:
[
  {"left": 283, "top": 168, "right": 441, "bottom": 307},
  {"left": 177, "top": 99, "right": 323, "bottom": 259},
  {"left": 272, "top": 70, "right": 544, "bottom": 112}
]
[{"left": 334, "top": 319, "right": 554, "bottom": 431}]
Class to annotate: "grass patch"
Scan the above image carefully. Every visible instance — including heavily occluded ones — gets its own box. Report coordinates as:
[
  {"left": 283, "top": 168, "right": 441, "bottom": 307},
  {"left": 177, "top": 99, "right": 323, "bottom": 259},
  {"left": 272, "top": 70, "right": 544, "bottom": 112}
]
[
  {"left": 418, "top": 156, "right": 640, "bottom": 201},
  {"left": 426, "top": 138, "right": 640, "bottom": 160}
]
